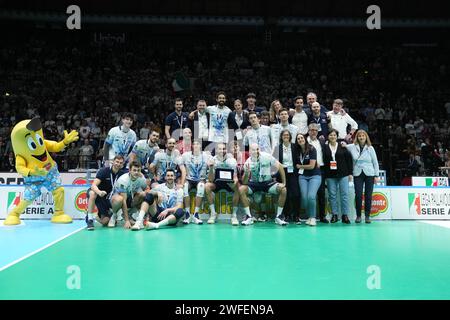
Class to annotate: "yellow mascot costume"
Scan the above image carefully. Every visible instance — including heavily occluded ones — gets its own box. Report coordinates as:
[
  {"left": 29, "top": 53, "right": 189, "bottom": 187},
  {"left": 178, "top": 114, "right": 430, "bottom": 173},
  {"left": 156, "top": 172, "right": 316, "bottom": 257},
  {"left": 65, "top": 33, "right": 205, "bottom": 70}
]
[{"left": 4, "top": 117, "right": 79, "bottom": 225}]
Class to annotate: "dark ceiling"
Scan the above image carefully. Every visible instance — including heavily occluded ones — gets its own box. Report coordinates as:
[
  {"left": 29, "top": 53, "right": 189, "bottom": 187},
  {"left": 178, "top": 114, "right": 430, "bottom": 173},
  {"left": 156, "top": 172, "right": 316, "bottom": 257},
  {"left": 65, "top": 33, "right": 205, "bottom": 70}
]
[{"left": 1, "top": 0, "right": 449, "bottom": 18}]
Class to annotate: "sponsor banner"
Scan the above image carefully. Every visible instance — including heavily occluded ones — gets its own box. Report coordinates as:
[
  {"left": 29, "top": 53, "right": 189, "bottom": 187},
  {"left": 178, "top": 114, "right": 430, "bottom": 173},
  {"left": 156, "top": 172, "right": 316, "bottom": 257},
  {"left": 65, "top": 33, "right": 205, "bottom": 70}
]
[
  {"left": 328, "top": 187, "right": 392, "bottom": 220},
  {"left": 412, "top": 176, "right": 449, "bottom": 187},
  {"left": 1, "top": 183, "right": 448, "bottom": 220},
  {"left": 393, "top": 188, "right": 450, "bottom": 219},
  {"left": 0, "top": 185, "right": 88, "bottom": 220},
  {"left": 0, "top": 173, "right": 25, "bottom": 185},
  {"left": 0, "top": 172, "right": 94, "bottom": 185}
]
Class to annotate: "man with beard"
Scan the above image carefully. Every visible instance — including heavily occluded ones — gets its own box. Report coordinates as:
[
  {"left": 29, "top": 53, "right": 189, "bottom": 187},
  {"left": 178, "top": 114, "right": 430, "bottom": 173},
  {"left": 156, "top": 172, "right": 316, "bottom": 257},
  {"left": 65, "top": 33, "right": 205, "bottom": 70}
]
[
  {"left": 149, "top": 137, "right": 186, "bottom": 188},
  {"left": 128, "top": 130, "right": 160, "bottom": 179},
  {"left": 165, "top": 98, "right": 189, "bottom": 142},
  {"left": 85, "top": 155, "right": 128, "bottom": 230},
  {"left": 204, "top": 143, "right": 240, "bottom": 226},
  {"left": 145, "top": 169, "right": 186, "bottom": 230},
  {"left": 189, "top": 92, "right": 232, "bottom": 149},
  {"left": 307, "top": 102, "right": 329, "bottom": 141}
]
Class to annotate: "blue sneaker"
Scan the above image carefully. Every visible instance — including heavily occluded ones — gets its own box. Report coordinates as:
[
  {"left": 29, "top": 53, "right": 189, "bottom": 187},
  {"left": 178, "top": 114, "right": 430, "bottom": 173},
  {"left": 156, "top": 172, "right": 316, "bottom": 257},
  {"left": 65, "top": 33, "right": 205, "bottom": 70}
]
[
  {"left": 192, "top": 213, "right": 203, "bottom": 225},
  {"left": 85, "top": 215, "right": 94, "bottom": 231}
]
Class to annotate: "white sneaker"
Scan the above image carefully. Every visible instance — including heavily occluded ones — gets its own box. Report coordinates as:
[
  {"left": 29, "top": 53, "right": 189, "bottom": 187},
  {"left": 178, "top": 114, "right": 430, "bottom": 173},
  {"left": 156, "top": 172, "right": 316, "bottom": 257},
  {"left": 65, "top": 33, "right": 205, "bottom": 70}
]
[
  {"left": 231, "top": 215, "right": 239, "bottom": 226},
  {"left": 192, "top": 215, "right": 203, "bottom": 225},
  {"left": 309, "top": 218, "right": 317, "bottom": 226},
  {"left": 131, "top": 220, "right": 144, "bottom": 231},
  {"left": 183, "top": 216, "right": 191, "bottom": 224},
  {"left": 207, "top": 214, "right": 217, "bottom": 224},
  {"left": 305, "top": 218, "right": 311, "bottom": 226},
  {"left": 108, "top": 214, "right": 117, "bottom": 228},
  {"left": 146, "top": 222, "right": 159, "bottom": 230},
  {"left": 275, "top": 217, "right": 289, "bottom": 226},
  {"left": 241, "top": 216, "right": 254, "bottom": 226},
  {"left": 256, "top": 214, "right": 267, "bottom": 222}
]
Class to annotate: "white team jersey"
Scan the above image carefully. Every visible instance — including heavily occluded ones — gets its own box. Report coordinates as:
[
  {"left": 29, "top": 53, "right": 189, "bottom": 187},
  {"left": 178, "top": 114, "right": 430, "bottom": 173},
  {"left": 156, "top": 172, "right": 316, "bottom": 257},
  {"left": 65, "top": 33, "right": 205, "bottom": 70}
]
[
  {"left": 151, "top": 149, "right": 182, "bottom": 178},
  {"left": 271, "top": 123, "right": 298, "bottom": 148},
  {"left": 212, "top": 153, "right": 237, "bottom": 171},
  {"left": 113, "top": 173, "right": 147, "bottom": 198},
  {"left": 131, "top": 139, "right": 159, "bottom": 166},
  {"left": 206, "top": 105, "right": 232, "bottom": 143},
  {"left": 153, "top": 183, "right": 183, "bottom": 210},
  {"left": 182, "top": 151, "right": 210, "bottom": 181},
  {"left": 244, "top": 152, "right": 277, "bottom": 183},
  {"left": 105, "top": 126, "right": 137, "bottom": 160},
  {"left": 291, "top": 110, "right": 309, "bottom": 135},
  {"left": 243, "top": 125, "right": 272, "bottom": 154}
]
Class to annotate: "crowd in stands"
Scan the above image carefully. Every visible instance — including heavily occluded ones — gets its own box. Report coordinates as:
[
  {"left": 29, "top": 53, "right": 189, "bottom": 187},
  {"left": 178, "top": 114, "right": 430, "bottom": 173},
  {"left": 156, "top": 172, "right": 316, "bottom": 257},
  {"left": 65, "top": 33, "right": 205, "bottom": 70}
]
[{"left": 1, "top": 32, "right": 449, "bottom": 184}]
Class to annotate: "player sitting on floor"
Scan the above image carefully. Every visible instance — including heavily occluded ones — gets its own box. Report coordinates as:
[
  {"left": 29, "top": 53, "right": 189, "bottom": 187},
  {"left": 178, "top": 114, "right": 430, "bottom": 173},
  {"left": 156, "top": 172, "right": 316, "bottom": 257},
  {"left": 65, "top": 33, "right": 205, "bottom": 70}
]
[{"left": 145, "top": 169, "right": 186, "bottom": 230}]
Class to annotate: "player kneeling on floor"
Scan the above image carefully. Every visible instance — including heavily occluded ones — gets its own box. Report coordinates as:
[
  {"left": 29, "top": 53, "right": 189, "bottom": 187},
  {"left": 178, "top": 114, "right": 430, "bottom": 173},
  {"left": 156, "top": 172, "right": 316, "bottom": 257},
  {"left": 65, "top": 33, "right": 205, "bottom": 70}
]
[
  {"left": 86, "top": 155, "right": 128, "bottom": 230},
  {"left": 109, "top": 161, "right": 148, "bottom": 229},
  {"left": 145, "top": 169, "right": 186, "bottom": 230}
]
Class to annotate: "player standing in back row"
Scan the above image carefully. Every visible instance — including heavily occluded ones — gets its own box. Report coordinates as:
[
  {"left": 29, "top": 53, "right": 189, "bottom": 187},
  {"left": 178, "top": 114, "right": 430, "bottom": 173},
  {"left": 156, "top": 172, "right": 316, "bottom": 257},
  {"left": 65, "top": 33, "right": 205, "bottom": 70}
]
[{"left": 103, "top": 113, "right": 137, "bottom": 167}]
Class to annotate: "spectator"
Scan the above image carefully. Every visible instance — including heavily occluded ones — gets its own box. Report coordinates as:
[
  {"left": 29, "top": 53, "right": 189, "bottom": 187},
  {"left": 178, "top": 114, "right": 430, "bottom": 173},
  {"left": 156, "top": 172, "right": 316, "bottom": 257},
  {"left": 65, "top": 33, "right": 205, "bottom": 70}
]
[{"left": 79, "top": 138, "right": 95, "bottom": 169}]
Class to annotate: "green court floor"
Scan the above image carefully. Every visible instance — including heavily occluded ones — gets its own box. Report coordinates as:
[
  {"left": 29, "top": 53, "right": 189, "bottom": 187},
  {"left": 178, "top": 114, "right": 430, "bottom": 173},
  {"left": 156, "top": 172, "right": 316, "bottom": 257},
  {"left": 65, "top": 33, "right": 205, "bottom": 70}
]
[{"left": 1, "top": 220, "right": 450, "bottom": 300}]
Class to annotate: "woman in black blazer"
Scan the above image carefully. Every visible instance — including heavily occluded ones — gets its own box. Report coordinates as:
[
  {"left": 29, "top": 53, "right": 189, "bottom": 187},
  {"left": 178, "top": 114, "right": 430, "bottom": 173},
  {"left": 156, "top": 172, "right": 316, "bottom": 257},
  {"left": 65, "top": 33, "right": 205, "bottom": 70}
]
[
  {"left": 274, "top": 129, "right": 301, "bottom": 223},
  {"left": 228, "top": 99, "right": 250, "bottom": 141},
  {"left": 322, "top": 129, "right": 354, "bottom": 224}
]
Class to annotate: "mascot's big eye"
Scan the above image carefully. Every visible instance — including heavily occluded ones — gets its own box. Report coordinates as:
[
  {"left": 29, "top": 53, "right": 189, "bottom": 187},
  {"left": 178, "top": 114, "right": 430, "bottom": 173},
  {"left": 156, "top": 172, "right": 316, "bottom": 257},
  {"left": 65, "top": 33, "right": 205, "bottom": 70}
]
[
  {"left": 35, "top": 133, "right": 44, "bottom": 146},
  {"left": 27, "top": 137, "right": 37, "bottom": 151}
]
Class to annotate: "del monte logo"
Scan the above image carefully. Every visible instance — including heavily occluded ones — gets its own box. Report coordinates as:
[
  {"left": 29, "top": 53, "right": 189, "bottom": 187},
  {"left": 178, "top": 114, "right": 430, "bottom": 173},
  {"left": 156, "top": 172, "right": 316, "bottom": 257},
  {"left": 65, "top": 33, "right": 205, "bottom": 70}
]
[
  {"left": 74, "top": 191, "right": 88, "bottom": 212},
  {"left": 363, "top": 192, "right": 388, "bottom": 217},
  {"left": 72, "top": 177, "right": 92, "bottom": 185}
]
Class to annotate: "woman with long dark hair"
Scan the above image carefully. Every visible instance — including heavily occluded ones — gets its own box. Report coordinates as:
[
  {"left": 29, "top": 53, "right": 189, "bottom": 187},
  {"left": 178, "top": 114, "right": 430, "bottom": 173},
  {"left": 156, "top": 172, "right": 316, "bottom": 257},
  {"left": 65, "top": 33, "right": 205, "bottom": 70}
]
[
  {"left": 323, "top": 129, "right": 353, "bottom": 224},
  {"left": 295, "top": 134, "right": 321, "bottom": 226},
  {"left": 274, "top": 129, "right": 301, "bottom": 223}
]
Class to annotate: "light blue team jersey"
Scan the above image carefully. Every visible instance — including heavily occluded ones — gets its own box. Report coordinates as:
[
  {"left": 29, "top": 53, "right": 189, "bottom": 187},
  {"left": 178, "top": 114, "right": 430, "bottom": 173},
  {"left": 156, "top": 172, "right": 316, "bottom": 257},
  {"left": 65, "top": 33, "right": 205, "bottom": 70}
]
[
  {"left": 243, "top": 125, "right": 272, "bottom": 154},
  {"left": 131, "top": 139, "right": 160, "bottom": 166},
  {"left": 206, "top": 105, "right": 232, "bottom": 143},
  {"left": 182, "top": 151, "right": 210, "bottom": 181},
  {"left": 113, "top": 173, "right": 147, "bottom": 198},
  {"left": 105, "top": 126, "right": 137, "bottom": 160},
  {"left": 151, "top": 149, "right": 182, "bottom": 178},
  {"left": 244, "top": 152, "right": 277, "bottom": 183},
  {"left": 212, "top": 153, "right": 237, "bottom": 171},
  {"left": 153, "top": 183, "right": 183, "bottom": 210}
]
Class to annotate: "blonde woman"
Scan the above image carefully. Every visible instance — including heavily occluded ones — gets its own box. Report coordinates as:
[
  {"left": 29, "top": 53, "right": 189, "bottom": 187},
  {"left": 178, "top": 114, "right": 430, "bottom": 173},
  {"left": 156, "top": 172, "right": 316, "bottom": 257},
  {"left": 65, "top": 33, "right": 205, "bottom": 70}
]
[
  {"left": 346, "top": 130, "right": 379, "bottom": 224},
  {"left": 269, "top": 100, "right": 283, "bottom": 125}
]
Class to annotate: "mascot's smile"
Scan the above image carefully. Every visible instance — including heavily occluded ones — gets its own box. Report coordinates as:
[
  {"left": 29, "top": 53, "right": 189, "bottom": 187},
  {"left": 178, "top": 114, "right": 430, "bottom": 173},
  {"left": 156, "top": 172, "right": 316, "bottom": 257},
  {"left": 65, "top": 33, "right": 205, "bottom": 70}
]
[{"left": 32, "top": 151, "right": 48, "bottom": 162}]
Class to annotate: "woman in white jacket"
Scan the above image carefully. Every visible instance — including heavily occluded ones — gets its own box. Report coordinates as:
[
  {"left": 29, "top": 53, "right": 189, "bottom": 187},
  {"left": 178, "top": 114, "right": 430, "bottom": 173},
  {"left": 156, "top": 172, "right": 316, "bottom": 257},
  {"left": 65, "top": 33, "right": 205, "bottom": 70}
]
[{"left": 346, "top": 130, "right": 379, "bottom": 223}]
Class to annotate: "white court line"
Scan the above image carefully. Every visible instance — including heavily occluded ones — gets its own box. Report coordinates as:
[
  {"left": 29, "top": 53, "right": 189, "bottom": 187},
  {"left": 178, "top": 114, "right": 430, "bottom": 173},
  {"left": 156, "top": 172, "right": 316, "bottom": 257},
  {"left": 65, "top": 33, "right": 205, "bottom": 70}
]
[
  {"left": 0, "top": 226, "right": 85, "bottom": 272},
  {"left": 420, "top": 221, "right": 450, "bottom": 229}
]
